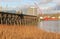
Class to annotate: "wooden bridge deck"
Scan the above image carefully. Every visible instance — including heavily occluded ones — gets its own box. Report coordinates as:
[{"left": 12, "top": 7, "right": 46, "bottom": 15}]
[{"left": 0, "top": 12, "right": 38, "bottom": 26}]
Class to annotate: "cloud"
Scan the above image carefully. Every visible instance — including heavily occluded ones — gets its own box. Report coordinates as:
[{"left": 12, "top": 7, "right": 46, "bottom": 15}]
[
  {"left": 52, "top": 0, "right": 60, "bottom": 3},
  {"left": 36, "top": 0, "right": 60, "bottom": 14},
  {"left": 2, "top": 0, "right": 22, "bottom": 2},
  {"left": 35, "top": 0, "right": 52, "bottom": 4},
  {"left": 38, "top": 0, "right": 60, "bottom": 10},
  {"left": 0, "top": 0, "right": 2, "bottom": 2},
  {"left": 50, "top": 0, "right": 60, "bottom": 10},
  {"left": 40, "top": 0, "right": 52, "bottom": 4},
  {"left": 1, "top": 0, "right": 60, "bottom": 14}
]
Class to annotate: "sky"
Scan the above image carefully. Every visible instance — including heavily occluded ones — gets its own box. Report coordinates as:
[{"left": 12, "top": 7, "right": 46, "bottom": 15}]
[
  {"left": 1, "top": 0, "right": 60, "bottom": 13},
  {"left": 1, "top": 0, "right": 58, "bottom": 8},
  {"left": 1, "top": 0, "right": 35, "bottom": 7}
]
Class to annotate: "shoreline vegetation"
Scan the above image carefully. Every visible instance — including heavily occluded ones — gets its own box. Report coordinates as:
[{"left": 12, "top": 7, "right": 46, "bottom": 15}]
[{"left": 0, "top": 24, "right": 60, "bottom": 39}]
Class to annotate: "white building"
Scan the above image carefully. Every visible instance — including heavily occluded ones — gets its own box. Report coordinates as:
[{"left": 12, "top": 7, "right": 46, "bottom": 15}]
[
  {"left": 27, "top": 7, "right": 37, "bottom": 16},
  {"left": 0, "top": 6, "right": 2, "bottom": 12}
]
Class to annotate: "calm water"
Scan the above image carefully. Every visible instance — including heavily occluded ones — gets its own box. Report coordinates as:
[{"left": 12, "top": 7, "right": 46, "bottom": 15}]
[{"left": 38, "top": 21, "right": 60, "bottom": 33}]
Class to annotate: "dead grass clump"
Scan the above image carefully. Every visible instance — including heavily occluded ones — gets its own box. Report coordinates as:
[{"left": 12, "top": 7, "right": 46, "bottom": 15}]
[{"left": 0, "top": 24, "right": 60, "bottom": 39}]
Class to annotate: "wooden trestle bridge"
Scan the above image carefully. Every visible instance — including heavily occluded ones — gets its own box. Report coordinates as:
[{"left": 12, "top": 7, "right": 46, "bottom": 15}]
[{"left": 0, "top": 12, "right": 38, "bottom": 26}]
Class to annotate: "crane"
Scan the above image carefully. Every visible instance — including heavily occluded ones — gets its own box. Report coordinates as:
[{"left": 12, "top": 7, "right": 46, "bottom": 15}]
[{"left": 34, "top": 1, "right": 43, "bottom": 15}]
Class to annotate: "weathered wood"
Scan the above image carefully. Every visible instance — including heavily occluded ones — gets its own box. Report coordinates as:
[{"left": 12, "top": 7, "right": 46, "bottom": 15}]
[{"left": 0, "top": 12, "right": 37, "bottom": 26}]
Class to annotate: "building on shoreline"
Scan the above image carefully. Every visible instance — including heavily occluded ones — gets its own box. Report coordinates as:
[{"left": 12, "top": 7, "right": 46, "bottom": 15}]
[
  {"left": 0, "top": 6, "right": 2, "bottom": 12},
  {"left": 27, "top": 7, "right": 37, "bottom": 16}
]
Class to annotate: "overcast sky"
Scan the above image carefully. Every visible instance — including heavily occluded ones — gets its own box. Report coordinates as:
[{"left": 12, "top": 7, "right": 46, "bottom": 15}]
[{"left": 1, "top": 0, "right": 60, "bottom": 14}]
